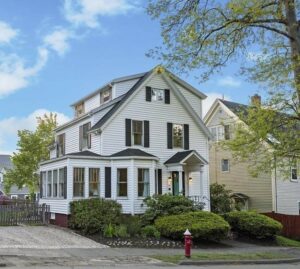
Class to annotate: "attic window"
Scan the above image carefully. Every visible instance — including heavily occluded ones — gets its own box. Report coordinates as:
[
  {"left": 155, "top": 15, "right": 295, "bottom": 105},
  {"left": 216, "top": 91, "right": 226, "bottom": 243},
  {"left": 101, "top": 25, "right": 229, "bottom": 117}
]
[
  {"left": 75, "top": 103, "right": 85, "bottom": 117},
  {"left": 152, "top": 88, "right": 164, "bottom": 101},
  {"left": 101, "top": 89, "right": 112, "bottom": 104}
]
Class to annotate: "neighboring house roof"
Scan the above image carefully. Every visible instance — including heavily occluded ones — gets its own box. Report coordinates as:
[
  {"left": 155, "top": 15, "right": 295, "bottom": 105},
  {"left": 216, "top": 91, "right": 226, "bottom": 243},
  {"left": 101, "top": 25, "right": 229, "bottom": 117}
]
[
  {"left": 110, "top": 148, "right": 157, "bottom": 158},
  {"left": 219, "top": 99, "right": 248, "bottom": 116},
  {"left": 164, "top": 150, "right": 208, "bottom": 165},
  {"left": 0, "top": 155, "right": 13, "bottom": 169}
]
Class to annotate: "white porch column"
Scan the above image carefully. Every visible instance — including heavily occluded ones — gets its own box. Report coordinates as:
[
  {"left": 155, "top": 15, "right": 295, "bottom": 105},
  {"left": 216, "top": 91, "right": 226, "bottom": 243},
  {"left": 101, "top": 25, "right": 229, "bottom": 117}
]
[
  {"left": 178, "top": 171, "right": 183, "bottom": 195},
  {"left": 199, "top": 165, "right": 204, "bottom": 198},
  {"left": 84, "top": 167, "right": 89, "bottom": 198}
]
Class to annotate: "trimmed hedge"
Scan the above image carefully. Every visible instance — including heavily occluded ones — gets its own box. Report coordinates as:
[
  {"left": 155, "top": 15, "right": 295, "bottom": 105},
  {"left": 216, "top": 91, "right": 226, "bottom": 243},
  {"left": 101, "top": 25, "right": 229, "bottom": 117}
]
[
  {"left": 142, "top": 194, "right": 204, "bottom": 224},
  {"left": 224, "top": 211, "right": 283, "bottom": 239},
  {"left": 155, "top": 211, "right": 230, "bottom": 241},
  {"left": 69, "top": 198, "right": 122, "bottom": 234}
]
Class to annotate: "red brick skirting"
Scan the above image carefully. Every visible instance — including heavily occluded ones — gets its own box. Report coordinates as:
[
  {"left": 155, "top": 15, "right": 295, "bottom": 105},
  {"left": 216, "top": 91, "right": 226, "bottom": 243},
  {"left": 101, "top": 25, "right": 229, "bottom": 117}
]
[{"left": 53, "top": 213, "right": 69, "bottom": 227}]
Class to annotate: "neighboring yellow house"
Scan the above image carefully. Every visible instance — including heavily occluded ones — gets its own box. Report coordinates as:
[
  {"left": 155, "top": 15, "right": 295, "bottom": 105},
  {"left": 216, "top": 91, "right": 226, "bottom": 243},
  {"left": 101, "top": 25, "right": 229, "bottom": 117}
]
[{"left": 204, "top": 96, "right": 273, "bottom": 213}]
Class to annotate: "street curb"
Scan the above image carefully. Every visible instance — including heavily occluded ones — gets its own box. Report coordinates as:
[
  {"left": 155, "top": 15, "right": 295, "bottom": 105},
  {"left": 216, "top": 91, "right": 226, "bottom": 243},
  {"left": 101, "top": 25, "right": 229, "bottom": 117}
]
[{"left": 179, "top": 257, "right": 300, "bottom": 265}]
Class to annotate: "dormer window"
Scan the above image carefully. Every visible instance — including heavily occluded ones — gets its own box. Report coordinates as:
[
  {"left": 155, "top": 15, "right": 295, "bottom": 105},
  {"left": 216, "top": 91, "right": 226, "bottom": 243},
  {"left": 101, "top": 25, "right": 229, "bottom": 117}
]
[
  {"left": 101, "top": 89, "right": 112, "bottom": 104},
  {"left": 152, "top": 88, "right": 164, "bottom": 101},
  {"left": 75, "top": 102, "right": 85, "bottom": 117}
]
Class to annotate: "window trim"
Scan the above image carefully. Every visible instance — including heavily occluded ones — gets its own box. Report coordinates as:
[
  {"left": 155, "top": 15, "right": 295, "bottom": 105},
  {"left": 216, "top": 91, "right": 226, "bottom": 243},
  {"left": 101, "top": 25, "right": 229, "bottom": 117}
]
[
  {"left": 210, "top": 125, "right": 226, "bottom": 142},
  {"left": 221, "top": 159, "right": 230, "bottom": 172},
  {"left": 137, "top": 168, "right": 150, "bottom": 198},
  {"left": 117, "top": 167, "right": 128, "bottom": 199},
  {"left": 132, "top": 120, "right": 144, "bottom": 146},
  {"left": 172, "top": 123, "right": 184, "bottom": 148}
]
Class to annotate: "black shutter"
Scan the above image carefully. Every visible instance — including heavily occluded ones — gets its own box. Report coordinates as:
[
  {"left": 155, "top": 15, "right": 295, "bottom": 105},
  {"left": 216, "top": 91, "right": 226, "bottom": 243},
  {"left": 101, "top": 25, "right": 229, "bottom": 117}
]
[
  {"left": 144, "top": 120, "right": 150, "bottom": 148},
  {"left": 79, "top": 125, "right": 83, "bottom": 151},
  {"left": 39, "top": 172, "right": 43, "bottom": 198},
  {"left": 105, "top": 167, "right": 111, "bottom": 198},
  {"left": 157, "top": 169, "right": 162, "bottom": 195},
  {"left": 165, "top": 89, "right": 170, "bottom": 104},
  {"left": 64, "top": 167, "right": 67, "bottom": 199},
  {"left": 146, "top": 86, "right": 152, "bottom": 102},
  {"left": 125, "top": 119, "right": 132, "bottom": 147},
  {"left": 56, "top": 141, "right": 59, "bottom": 158},
  {"left": 167, "top": 123, "right": 173, "bottom": 149},
  {"left": 88, "top": 122, "right": 91, "bottom": 149},
  {"left": 184, "top": 124, "right": 189, "bottom": 150}
]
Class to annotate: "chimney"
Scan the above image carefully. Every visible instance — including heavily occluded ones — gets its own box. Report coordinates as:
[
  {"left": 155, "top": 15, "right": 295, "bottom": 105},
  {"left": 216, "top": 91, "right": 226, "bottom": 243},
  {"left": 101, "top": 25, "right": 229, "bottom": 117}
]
[{"left": 251, "top": 94, "right": 261, "bottom": 106}]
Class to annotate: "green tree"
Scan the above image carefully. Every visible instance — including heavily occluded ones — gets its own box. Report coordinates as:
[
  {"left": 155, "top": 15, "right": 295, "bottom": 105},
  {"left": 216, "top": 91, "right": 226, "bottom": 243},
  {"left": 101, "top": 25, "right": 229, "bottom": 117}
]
[
  {"left": 210, "top": 183, "right": 234, "bottom": 214},
  {"left": 4, "top": 113, "right": 57, "bottom": 197},
  {"left": 148, "top": 0, "right": 300, "bottom": 173}
]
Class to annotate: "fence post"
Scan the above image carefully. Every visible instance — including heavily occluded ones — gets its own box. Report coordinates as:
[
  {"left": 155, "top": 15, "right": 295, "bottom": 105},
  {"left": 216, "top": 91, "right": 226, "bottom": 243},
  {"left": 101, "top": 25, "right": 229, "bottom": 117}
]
[{"left": 42, "top": 203, "right": 46, "bottom": 224}]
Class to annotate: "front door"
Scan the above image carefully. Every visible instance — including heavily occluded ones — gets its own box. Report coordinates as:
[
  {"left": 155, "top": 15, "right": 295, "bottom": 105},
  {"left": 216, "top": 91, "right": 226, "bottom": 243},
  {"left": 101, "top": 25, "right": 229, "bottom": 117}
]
[{"left": 172, "top": 172, "right": 179, "bottom": 195}]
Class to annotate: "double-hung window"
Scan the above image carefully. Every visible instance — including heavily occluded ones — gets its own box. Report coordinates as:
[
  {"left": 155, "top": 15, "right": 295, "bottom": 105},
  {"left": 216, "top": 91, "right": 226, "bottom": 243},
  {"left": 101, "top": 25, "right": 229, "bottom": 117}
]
[
  {"left": 210, "top": 126, "right": 226, "bottom": 141},
  {"left": 53, "top": 170, "right": 58, "bottom": 197},
  {"left": 57, "top": 133, "right": 65, "bottom": 157},
  {"left": 132, "top": 120, "right": 143, "bottom": 146},
  {"left": 80, "top": 122, "right": 91, "bottom": 150},
  {"left": 73, "top": 168, "right": 85, "bottom": 197},
  {"left": 59, "top": 168, "right": 65, "bottom": 198},
  {"left": 89, "top": 168, "right": 100, "bottom": 197},
  {"left": 173, "top": 124, "right": 183, "bottom": 148},
  {"left": 221, "top": 159, "right": 230, "bottom": 172},
  {"left": 138, "top": 168, "right": 150, "bottom": 197},
  {"left": 47, "top": 171, "right": 52, "bottom": 197},
  {"left": 117, "top": 168, "right": 127, "bottom": 197},
  {"left": 151, "top": 88, "right": 164, "bottom": 101}
]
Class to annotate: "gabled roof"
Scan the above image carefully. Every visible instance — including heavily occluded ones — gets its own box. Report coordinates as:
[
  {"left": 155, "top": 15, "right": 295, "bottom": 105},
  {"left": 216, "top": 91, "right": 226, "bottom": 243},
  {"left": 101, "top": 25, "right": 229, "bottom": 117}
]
[
  {"left": 110, "top": 148, "right": 157, "bottom": 158},
  {"left": 0, "top": 155, "right": 12, "bottom": 169},
  {"left": 164, "top": 150, "right": 208, "bottom": 165},
  {"left": 219, "top": 99, "right": 249, "bottom": 116}
]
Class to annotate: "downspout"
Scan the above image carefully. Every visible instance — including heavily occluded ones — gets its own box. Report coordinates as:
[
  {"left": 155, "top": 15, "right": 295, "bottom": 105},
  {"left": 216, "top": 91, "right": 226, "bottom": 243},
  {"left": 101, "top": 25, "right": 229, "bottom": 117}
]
[{"left": 274, "top": 155, "right": 278, "bottom": 213}]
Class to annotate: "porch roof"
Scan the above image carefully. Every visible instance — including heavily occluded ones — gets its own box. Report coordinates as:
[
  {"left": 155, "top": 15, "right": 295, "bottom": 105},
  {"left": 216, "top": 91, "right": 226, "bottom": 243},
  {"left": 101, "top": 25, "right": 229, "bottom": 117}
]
[
  {"left": 164, "top": 150, "right": 208, "bottom": 166},
  {"left": 110, "top": 148, "right": 158, "bottom": 158},
  {"left": 66, "top": 151, "right": 103, "bottom": 157}
]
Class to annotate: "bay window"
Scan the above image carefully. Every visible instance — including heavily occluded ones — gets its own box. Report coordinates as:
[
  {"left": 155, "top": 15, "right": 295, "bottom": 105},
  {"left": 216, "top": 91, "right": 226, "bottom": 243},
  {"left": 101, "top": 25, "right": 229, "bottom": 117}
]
[
  {"left": 138, "top": 168, "right": 150, "bottom": 197},
  {"left": 117, "top": 168, "right": 127, "bottom": 197}
]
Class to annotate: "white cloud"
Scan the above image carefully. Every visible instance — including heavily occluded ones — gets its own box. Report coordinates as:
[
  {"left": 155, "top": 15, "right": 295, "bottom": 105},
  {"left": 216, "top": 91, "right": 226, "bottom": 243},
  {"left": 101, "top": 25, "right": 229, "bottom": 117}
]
[
  {"left": 64, "top": 0, "right": 137, "bottom": 28},
  {"left": 217, "top": 76, "right": 241, "bottom": 88},
  {"left": 0, "top": 109, "right": 70, "bottom": 154},
  {"left": 202, "top": 92, "right": 231, "bottom": 116},
  {"left": 44, "top": 28, "right": 72, "bottom": 56},
  {"left": 0, "top": 47, "right": 49, "bottom": 98},
  {"left": 0, "top": 21, "right": 18, "bottom": 44}
]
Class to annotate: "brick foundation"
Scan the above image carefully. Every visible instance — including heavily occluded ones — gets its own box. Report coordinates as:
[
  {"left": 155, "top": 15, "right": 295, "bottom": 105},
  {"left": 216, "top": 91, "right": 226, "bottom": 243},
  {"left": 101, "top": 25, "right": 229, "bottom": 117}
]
[{"left": 52, "top": 213, "right": 69, "bottom": 227}]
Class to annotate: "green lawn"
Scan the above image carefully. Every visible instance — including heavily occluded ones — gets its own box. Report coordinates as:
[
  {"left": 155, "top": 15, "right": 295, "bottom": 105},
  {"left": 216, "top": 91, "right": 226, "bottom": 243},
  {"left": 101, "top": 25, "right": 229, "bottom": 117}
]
[
  {"left": 151, "top": 252, "right": 293, "bottom": 264},
  {"left": 276, "top": 236, "right": 300, "bottom": 247}
]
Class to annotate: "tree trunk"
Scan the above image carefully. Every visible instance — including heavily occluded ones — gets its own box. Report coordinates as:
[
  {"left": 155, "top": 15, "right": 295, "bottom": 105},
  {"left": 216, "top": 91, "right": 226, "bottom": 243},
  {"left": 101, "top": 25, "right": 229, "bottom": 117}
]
[{"left": 285, "top": 0, "right": 300, "bottom": 110}]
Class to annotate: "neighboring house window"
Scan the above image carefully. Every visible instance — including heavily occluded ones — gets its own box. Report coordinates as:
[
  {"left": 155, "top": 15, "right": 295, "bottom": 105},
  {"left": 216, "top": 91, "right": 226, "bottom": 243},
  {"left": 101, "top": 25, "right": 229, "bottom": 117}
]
[
  {"left": 53, "top": 170, "right": 58, "bottom": 197},
  {"left": 224, "top": 125, "right": 231, "bottom": 140},
  {"left": 57, "top": 133, "right": 65, "bottom": 157},
  {"left": 75, "top": 102, "right": 84, "bottom": 117},
  {"left": 89, "top": 168, "right": 100, "bottom": 197},
  {"left": 101, "top": 89, "right": 112, "bottom": 104},
  {"left": 173, "top": 124, "right": 183, "bottom": 148},
  {"left": 11, "top": 195, "right": 18, "bottom": 199},
  {"left": 151, "top": 88, "right": 164, "bottom": 101},
  {"left": 221, "top": 159, "right": 230, "bottom": 172},
  {"left": 73, "top": 168, "right": 85, "bottom": 197},
  {"left": 132, "top": 120, "right": 143, "bottom": 146},
  {"left": 59, "top": 168, "right": 65, "bottom": 198},
  {"left": 47, "top": 171, "right": 52, "bottom": 197},
  {"left": 117, "top": 168, "right": 127, "bottom": 197},
  {"left": 291, "top": 167, "right": 298, "bottom": 181},
  {"left": 24, "top": 195, "right": 30, "bottom": 200},
  {"left": 210, "top": 126, "right": 225, "bottom": 141},
  {"left": 79, "top": 122, "right": 91, "bottom": 150},
  {"left": 138, "top": 168, "right": 150, "bottom": 197}
]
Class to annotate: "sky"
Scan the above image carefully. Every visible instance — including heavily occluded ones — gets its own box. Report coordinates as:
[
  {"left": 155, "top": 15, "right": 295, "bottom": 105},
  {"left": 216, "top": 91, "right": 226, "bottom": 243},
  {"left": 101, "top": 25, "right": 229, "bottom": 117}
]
[{"left": 0, "top": 0, "right": 262, "bottom": 154}]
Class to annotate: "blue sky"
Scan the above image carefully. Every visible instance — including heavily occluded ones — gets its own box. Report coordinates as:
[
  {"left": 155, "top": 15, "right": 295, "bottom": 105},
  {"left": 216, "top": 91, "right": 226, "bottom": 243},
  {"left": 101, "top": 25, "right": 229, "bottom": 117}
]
[{"left": 0, "top": 0, "right": 260, "bottom": 154}]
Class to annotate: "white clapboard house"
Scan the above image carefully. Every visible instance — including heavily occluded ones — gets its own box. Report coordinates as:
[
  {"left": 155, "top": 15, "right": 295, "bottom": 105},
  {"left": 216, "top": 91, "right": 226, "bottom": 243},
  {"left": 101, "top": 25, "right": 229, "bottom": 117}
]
[{"left": 39, "top": 66, "right": 211, "bottom": 226}]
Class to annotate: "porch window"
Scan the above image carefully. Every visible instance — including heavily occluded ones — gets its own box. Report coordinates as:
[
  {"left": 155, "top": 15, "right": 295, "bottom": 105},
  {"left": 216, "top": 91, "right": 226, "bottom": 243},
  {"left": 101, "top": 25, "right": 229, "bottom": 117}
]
[
  {"left": 47, "top": 171, "right": 52, "bottom": 197},
  {"left": 173, "top": 124, "right": 183, "bottom": 148},
  {"left": 59, "top": 168, "right": 65, "bottom": 197},
  {"left": 89, "top": 168, "right": 100, "bottom": 197},
  {"left": 73, "top": 168, "right": 85, "bottom": 197},
  {"left": 221, "top": 159, "right": 230, "bottom": 172},
  {"left": 151, "top": 88, "right": 164, "bottom": 101},
  {"left": 117, "top": 168, "right": 127, "bottom": 197},
  {"left": 42, "top": 172, "right": 47, "bottom": 198},
  {"left": 132, "top": 120, "right": 143, "bottom": 146},
  {"left": 53, "top": 170, "right": 58, "bottom": 197},
  {"left": 57, "top": 133, "right": 65, "bottom": 157},
  {"left": 79, "top": 122, "right": 91, "bottom": 150},
  {"left": 138, "top": 168, "right": 150, "bottom": 197}
]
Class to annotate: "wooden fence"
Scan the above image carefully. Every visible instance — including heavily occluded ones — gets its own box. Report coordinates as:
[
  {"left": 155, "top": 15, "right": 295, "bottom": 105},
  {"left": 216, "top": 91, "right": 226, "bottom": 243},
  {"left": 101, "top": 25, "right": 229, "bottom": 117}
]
[
  {"left": 264, "top": 212, "right": 300, "bottom": 239},
  {"left": 0, "top": 203, "right": 50, "bottom": 226}
]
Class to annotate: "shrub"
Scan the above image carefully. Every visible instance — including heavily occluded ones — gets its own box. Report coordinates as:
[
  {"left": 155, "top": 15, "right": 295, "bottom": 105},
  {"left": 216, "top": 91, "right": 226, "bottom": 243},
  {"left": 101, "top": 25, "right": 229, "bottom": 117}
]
[
  {"left": 142, "top": 194, "right": 203, "bottom": 224},
  {"left": 155, "top": 211, "right": 230, "bottom": 241},
  {"left": 210, "top": 183, "right": 234, "bottom": 214},
  {"left": 69, "top": 198, "right": 122, "bottom": 234},
  {"left": 119, "top": 215, "right": 142, "bottom": 237},
  {"left": 224, "top": 211, "right": 283, "bottom": 239},
  {"left": 115, "top": 224, "right": 129, "bottom": 238},
  {"left": 141, "top": 225, "right": 161, "bottom": 239},
  {"left": 103, "top": 223, "right": 116, "bottom": 238}
]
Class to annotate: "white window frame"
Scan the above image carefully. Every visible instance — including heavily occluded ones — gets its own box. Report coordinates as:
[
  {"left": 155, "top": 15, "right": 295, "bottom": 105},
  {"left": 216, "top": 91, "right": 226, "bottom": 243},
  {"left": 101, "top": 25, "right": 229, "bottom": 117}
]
[
  {"left": 117, "top": 167, "right": 128, "bottom": 198},
  {"left": 73, "top": 167, "right": 85, "bottom": 198},
  {"left": 210, "top": 125, "right": 225, "bottom": 142},
  {"left": 132, "top": 120, "right": 143, "bottom": 146},
  {"left": 89, "top": 168, "right": 100, "bottom": 197},
  {"left": 137, "top": 168, "right": 150, "bottom": 198},
  {"left": 58, "top": 168, "right": 65, "bottom": 198},
  {"left": 151, "top": 88, "right": 164, "bottom": 102},
  {"left": 221, "top": 159, "right": 230, "bottom": 172},
  {"left": 173, "top": 123, "right": 184, "bottom": 148}
]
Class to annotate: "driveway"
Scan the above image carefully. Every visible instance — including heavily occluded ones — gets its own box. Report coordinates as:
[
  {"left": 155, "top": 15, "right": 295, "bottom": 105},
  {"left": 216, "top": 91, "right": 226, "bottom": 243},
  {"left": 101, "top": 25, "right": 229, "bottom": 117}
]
[{"left": 0, "top": 225, "right": 107, "bottom": 249}]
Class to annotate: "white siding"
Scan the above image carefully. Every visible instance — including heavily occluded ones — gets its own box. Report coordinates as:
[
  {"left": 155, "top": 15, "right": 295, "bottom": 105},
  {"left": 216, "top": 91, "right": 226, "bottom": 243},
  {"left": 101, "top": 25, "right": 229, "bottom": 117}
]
[
  {"left": 114, "top": 79, "right": 139, "bottom": 98},
  {"left": 50, "top": 148, "right": 56, "bottom": 159},
  {"left": 84, "top": 93, "right": 100, "bottom": 113},
  {"left": 175, "top": 82, "right": 203, "bottom": 118}
]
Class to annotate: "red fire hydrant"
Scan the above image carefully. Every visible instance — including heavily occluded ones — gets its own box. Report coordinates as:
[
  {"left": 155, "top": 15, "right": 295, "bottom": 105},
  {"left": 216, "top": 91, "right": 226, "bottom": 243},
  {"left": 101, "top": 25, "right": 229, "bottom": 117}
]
[{"left": 184, "top": 229, "right": 192, "bottom": 258}]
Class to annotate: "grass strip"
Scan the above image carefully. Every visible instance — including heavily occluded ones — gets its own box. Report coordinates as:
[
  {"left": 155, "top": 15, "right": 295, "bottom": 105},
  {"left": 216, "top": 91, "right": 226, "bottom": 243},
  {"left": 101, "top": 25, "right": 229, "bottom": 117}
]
[{"left": 276, "top": 235, "right": 300, "bottom": 247}]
